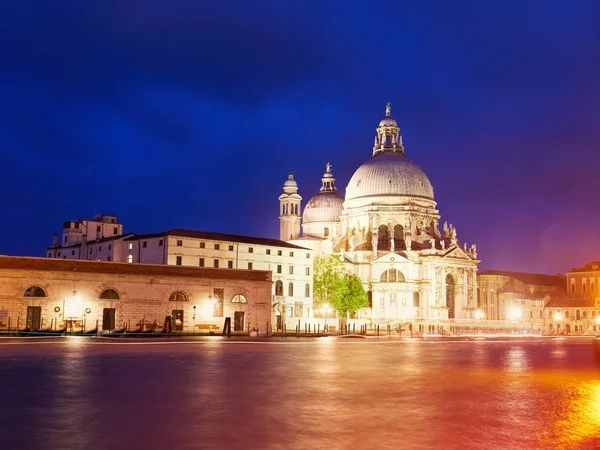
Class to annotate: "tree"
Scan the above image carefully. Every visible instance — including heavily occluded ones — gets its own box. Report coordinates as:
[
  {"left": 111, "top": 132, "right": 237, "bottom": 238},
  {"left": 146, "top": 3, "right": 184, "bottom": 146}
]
[
  {"left": 313, "top": 256, "right": 369, "bottom": 316},
  {"left": 334, "top": 274, "right": 369, "bottom": 316},
  {"left": 312, "top": 255, "right": 344, "bottom": 308}
]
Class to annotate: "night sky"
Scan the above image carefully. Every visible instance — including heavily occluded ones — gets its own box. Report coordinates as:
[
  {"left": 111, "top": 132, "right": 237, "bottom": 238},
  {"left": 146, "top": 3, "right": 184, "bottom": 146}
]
[{"left": 1, "top": 1, "right": 599, "bottom": 275}]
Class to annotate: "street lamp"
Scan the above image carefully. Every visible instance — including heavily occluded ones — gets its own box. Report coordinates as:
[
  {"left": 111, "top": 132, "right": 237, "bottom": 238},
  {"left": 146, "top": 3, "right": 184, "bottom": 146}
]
[
  {"left": 475, "top": 309, "right": 484, "bottom": 320},
  {"left": 317, "top": 303, "right": 332, "bottom": 334}
]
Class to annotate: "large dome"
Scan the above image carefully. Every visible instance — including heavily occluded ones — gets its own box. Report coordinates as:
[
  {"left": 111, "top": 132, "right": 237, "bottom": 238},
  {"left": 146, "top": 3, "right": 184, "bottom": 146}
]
[
  {"left": 345, "top": 152, "right": 434, "bottom": 201},
  {"left": 303, "top": 192, "right": 343, "bottom": 223}
]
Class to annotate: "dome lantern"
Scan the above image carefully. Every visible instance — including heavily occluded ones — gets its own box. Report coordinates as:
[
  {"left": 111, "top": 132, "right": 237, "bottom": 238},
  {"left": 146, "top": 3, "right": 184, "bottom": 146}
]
[{"left": 373, "top": 103, "right": 404, "bottom": 156}]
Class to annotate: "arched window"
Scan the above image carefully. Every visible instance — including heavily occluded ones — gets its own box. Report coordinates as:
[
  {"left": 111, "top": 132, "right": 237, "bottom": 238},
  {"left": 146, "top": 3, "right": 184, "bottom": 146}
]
[
  {"left": 305, "top": 284, "right": 310, "bottom": 297},
  {"left": 24, "top": 286, "right": 46, "bottom": 297},
  {"left": 446, "top": 274, "right": 455, "bottom": 319},
  {"left": 576, "top": 309, "right": 581, "bottom": 321},
  {"left": 231, "top": 294, "right": 248, "bottom": 303},
  {"left": 169, "top": 291, "right": 188, "bottom": 302},
  {"left": 393, "top": 225, "right": 405, "bottom": 250},
  {"left": 99, "top": 289, "right": 120, "bottom": 300},
  {"left": 413, "top": 292, "right": 420, "bottom": 308},
  {"left": 275, "top": 280, "right": 283, "bottom": 296},
  {"left": 377, "top": 225, "right": 390, "bottom": 250},
  {"left": 380, "top": 269, "right": 405, "bottom": 283},
  {"left": 289, "top": 282, "right": 294, "bottom": 297}
]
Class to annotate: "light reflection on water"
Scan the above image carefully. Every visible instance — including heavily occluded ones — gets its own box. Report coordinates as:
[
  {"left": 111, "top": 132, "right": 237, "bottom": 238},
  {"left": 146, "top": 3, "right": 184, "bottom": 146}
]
[{"left": 1, "top": 339, "right": 600, "bottom": 449}]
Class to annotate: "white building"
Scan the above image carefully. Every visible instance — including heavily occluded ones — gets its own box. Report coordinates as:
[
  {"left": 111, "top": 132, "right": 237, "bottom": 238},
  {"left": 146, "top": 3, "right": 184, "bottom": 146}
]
[
  {"left": 281, "top": 104, "right": 479, "bottom": 328},
  {"left": 47, "top": 220, "right": 313, "bottom": 330}
]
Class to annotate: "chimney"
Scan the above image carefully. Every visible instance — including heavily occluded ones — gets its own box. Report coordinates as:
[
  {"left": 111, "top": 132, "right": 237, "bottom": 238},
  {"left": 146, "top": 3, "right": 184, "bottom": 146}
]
[{"left": 52, "top": 234, "right": 59, "bottom": 248}]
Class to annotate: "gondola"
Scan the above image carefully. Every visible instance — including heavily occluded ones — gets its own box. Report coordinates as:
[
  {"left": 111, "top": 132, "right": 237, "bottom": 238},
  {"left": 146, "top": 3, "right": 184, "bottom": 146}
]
[{"left": 83, "top": 327, "right": 98, "bottom": 335}]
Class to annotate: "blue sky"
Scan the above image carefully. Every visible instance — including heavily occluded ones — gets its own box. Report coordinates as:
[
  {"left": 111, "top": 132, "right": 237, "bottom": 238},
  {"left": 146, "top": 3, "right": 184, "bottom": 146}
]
[{"left": 1, "top": 0, "right": 600, "bottom": 274}]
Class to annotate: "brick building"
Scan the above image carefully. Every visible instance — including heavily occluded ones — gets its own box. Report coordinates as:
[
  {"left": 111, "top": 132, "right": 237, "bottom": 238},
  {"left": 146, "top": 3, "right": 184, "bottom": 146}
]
[{"left": 0, "top": 256, "right": 272, "bottom": 335}]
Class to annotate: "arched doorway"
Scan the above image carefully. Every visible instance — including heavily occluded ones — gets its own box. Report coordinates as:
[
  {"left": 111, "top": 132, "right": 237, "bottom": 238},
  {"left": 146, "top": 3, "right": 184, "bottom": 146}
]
[
  {"left": 393, "top": 225, "right": 405, "bottom": 250},
  {"left": 378, "top": 225, "right": 390, "bottom": 250},
  {"left": 565, "top": 323, "right": 571, "bottom": 334},
  {"left": 446, "top": 274, "right": 455, "bottom": 319}
]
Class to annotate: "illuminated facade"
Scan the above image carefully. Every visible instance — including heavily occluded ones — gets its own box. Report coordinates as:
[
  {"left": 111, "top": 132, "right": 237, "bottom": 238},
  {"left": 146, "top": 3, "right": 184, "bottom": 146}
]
[
  {"left": 0, "top": 256, "right": 272, "bottom": 334},
  {"left": 284, "top": 104, "right": 479, "bottom": 326}
]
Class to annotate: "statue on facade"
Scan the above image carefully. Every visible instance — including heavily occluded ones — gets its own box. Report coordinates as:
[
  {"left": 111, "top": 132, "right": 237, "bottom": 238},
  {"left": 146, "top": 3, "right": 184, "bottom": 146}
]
[
  {"left": 441, "top": 240, "right": 446, "bottom": 250},
  {"left": 405, "top": 230, "right": 412, "bottom": 251},
  {"left": 470, "top": 244, "right": 478, "bottom": 258},
  {"left": 429, "top": 238, "right": 436, "bottom": 249},
  {"left": 443, "top": 221, "right": 449, "bottom": 238},
  {"left": 325, "top": 161, "right": 332, "bottom": 173},
  {"left": 390, "top": 237, "right": 395, "bottom": 252},
  {"left": 463, "top": 243, "right": 468, "bottom": 253}
]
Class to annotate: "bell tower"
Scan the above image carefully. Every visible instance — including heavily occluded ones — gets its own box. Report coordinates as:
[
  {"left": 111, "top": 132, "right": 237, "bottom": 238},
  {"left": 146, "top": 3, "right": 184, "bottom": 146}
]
[{"left": 279, "top": 171, "right": 302, "bottom": 241}]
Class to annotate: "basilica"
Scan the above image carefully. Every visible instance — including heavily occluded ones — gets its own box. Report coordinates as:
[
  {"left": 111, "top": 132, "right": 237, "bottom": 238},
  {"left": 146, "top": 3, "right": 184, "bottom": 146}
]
[{"left": 280, "top": 104, "right": 479, "bottom": 324}]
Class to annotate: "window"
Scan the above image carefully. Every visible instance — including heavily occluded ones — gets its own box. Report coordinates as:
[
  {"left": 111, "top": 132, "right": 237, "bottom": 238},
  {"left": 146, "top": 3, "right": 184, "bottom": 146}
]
[
  {"left": 380, "top": 269, "right": 405, "bottom": 283},
  {"left": 228, "top": 261, "right": 233, "bottom": 269},
  {"left": 128, "top": 243, "right": 133, "bottom": 250},
  {"left": 275, "top": 280, "right": 283, "bottom": 296},
  {"left": 287, "top": 307, "right": 294, "bottom": 317},
  {"left": 229, "top": 245, "right": 234, "bottom": 251},
  {"left": 249, "top": 247, "right": 254, "bottom": 253},
  {"left": 306, "top": 267, "right": 310, "bottom": 276},
  {"left": 108, "top": 244, "right": 112, "bottom": 250},
  {"left": 169, "top": 291, "right": 188, "bottom": 302},
  {"left": 289, "top": 282, "right": 294, "bottom": 296},
  {"left": 58, "top": 251, "right": 61, "bottom": 257},
  {"left": 583, "top": 280, "right": 587, "bottom": 293},
  {"left": 324, "top": 227, "right": 330, "bottom": 237},
  {"left": 214, "top": 260, "right": 219, "bottom": 268},
  {"left": 248, "top": 262, "right": 253, "bottom": 270},
  {"left": 548, "top": 310, "right": 553, "bottom": 319},
  {"left": 289, "top": 251, "right": 294, "bottom": 257},
  {"left": 24, "top": 286, "right": 46, "bottom": 297},
  {"left": 200, "top": 242, "right": 205, "bottom": 248},
  {"left": 107, "top": 256, "right": 111, "bottom": 261},
  {"left": 306, "top": 253, "right": 310, "bottom": 258},
  {"left": 100, "top": 289, "right": 120, "bottom": 300},
  {"left": 96, "top": 226, "right": 101, "bottom": 232},
  {"left": 48, "top": 253, "right": 51, "bottom": 258},
  {"left": 570, "top": 279, "right": 576, "bottom": 293},
  {"left": 64, "top": 236, "right": 67, "bottom": 243},
  {"left": 143, "top": 241, "right": 147, "bottom": 248},
  {"left": 277, "top": 265, "right": 282, "bottom": 274},
  {"left": 199, "top": 258, "right": 205, "bottom": 267},
  {"left": 278, "top": 250, "right": 282, "bottom": 256},
  {"left": 529, "top": 310, "right": 533, "bottom": 319},
  {"left": 71, "top": 250, "right": 75, "bottom": 256},
  {"left": 565, "top": 310, "right": 569, "bottom": 318},
  {"left": 305, "top": 284, "right": 310, "bottom": 297},
  {"left": 177, "top": 240, "right": 183, "bottom": 247},
  {"left": 176, "top": 256, "right": 182, "bottom": 266},
  {"left": 539, "top": 310, "right": 543, "bottom": 318},
  {"left": 159, "top": 239, "right": 163, "bottom": 246},
  {"left": 413, "top": 292, "right": 420, "bottom": 308},
  {"left": 214, "top": 243, "right": 220, "bottom": 250},
  {"left": 127, "top": 255, "right": 133, "bottom": 263},
  {"left": 99, "top": 246, "right": 102, "bottom": 252},
  {"left": 289, "top": 266, "right": 294, "bottom": 275},
  {"left": 113, "top": 227, "right": 118, "bottom": 234},
  {"left": 266, "top": 249, "right": 271, "bottom": 255},
  {"left": 231, "top": 294, "right": 248, "bottom": 303},
  {"left": 583, "top": 310, "right": 588, "bottom": 319}
]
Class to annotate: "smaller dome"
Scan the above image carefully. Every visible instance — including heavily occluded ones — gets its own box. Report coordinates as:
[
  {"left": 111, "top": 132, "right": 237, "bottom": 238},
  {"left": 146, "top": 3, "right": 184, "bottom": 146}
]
[
  {"left": 303, "top": 192, "right": 343, "bottom": 224},
  {"left": 284, "top": 177, "right": 297, "bottom": 188},
  {"left": 378, "top": 117, "right": 398, "bottom": 128}
]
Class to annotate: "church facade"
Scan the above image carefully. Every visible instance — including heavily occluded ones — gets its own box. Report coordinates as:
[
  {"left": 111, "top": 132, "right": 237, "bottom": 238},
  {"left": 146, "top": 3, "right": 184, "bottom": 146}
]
[{"left": 280, "top": 104, "right": 479, "bottom": 327}]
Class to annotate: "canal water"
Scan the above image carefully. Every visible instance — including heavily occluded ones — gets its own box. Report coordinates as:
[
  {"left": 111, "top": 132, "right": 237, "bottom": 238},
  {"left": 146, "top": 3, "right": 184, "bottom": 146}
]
[{"left": 0, "top": 337, "right": 599, "bottom": 449}]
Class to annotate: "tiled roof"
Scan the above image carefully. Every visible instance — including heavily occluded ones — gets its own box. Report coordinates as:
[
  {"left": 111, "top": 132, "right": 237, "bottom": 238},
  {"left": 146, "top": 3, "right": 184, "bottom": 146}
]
[
  {"left": 545, "top": 297, "right": 596, "bottom": 308},
  {"left": 0, "top": 256, "right": 271, "bottom": 282},
  {"left": 125, "top": 228, "right": 311, "bottom": 250},
  {"left": 478, "top": 270, "right": 566, "bottom": 287}
]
